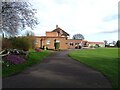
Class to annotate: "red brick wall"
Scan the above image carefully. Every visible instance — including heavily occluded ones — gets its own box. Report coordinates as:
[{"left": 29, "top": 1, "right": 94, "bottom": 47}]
[
  {"left": 34, "top": 37, "right": 68, "bottom": 50},
  {"left": 46, "top": 32, "right": 58, "bottom": 37}
]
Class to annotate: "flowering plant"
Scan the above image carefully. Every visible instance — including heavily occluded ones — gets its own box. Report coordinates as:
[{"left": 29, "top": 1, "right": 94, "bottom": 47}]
[
  {"left": 35, "top": 48, "right": 41, "bottom": 52},
  {"left": 5, "top": 55, "right": 25, "bottom": 64}
]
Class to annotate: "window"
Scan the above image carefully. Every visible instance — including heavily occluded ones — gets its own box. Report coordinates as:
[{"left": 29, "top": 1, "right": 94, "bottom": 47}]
[
  {"left": 34, "top": 39, "right": 38, "bottom": 44},
  {"left": 70, "top": 42, "right": 73, "bottom": 46},
  {"left": 46, "top": 40, "right": 51, "bottom": 45},
  {"left": 56, "top": 40, "right": 60, "bottom": 43},
  {"left": 75, "top": 43, "right": 78, "bottom": 45}
]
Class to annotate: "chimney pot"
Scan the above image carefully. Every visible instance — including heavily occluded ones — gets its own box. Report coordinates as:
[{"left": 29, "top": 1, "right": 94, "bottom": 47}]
[{"left": 56, "top": 25, "right": 58, "bottom": 28}]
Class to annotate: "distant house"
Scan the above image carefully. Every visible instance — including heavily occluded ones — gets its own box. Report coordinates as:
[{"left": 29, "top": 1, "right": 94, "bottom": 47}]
[
  {"left": 34, "top": 25, "right": 104, "bottom": 50},
  {"left": 88, "top": 42, "right": 105, "bottom": 47},
  {"left": 67, "top": 39, "right": 88, "bottom": 49}
]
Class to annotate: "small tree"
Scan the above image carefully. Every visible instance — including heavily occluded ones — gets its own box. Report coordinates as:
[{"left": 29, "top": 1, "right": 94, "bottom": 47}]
[
  {"left": 73, "top": 34, "right": 85, "bottom": 40},
  {"left": 116, "top": 40, "right": 120, "bottom": 48},
  {"left": 104, "top": 40, "right": 108, "bottom": 47},
  {"left": 112, "top": 41, "right": 116, "bottom": 46}
]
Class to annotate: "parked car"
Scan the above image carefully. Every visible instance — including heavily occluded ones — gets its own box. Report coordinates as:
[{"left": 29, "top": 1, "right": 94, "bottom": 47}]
[
  {"left": 75, "top": 45, "right": 82, "bottom": 49},
  {"left": 109, "top": 43, "right": 114, "bottom": 47}
]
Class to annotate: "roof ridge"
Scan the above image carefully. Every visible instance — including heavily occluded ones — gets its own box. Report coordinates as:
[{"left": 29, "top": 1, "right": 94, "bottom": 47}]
[{"left": 52, "top": 27, "right": 69, "bottom": 36}]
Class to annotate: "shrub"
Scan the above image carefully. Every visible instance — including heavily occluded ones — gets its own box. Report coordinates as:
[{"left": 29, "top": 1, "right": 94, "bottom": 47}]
[
  {"left": 10, "top": 37, "right": 32, "bottom": 51},
  {"left": 2, "top": 60, "right": 10, "bottom": 68},
  {"left": 28, "top": 36, "right": 36, "bottom": 49},
  {"left": 90, "top": 45, "right": 94, "bottom": 48},
  {"left": 116, "top": 40, "right": 120, "bottom": 48},
  {"left": 2, "top": 36, "right": 35, "bottom": 51},
  {"left": 94, "top": 44, "right": 100, "bottom": 48},
  {"left": 2, "top": 38, "right": 12, "bottom": 49}
]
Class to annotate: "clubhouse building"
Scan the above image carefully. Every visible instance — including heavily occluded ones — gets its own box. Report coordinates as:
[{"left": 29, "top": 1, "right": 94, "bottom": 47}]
[{"left": 34, "top": 25, "right": 104, "bottom": 50}]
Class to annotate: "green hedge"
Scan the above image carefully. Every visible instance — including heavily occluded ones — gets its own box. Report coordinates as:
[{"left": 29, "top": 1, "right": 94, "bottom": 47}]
[{"left": 4, "top": 36, "right": 35, "bottom": 51}]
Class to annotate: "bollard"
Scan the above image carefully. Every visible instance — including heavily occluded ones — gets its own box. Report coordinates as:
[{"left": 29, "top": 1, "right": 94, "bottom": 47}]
[{"left": 44, "top": 46, "right": 46, "bottom": 50}]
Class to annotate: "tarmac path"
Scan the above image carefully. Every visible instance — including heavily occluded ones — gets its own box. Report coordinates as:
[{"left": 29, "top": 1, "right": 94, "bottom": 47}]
[{"left": 2, "top": 50, "right": 112, "bottom": 88}]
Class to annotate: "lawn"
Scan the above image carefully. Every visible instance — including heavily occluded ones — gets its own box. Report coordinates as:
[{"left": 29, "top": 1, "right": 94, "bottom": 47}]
[
  {"left": 2, "top": 50, "right": 50, "bottom": 77},
  {"left": 68, "top": 48, "right": 118, "bottom": 88}
]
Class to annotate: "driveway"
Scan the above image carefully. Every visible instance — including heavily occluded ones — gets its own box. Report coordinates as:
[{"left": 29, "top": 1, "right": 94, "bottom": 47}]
[{"left": 2, "top": 50, "right": 112, "bottom": 88}]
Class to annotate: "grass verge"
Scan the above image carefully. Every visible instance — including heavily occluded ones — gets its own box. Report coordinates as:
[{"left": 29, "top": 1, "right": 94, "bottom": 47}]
[
  {"left": 2, "top": 50, "right": 50, "bottom": 77},
  {"left": 68, "top": 48, "right": 118, "bottom": 88}
]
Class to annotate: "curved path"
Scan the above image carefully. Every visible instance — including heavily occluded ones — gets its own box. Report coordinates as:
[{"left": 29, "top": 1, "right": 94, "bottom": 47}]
[{"left": 3, "top": 50, "right": 112, "bottom": 88}]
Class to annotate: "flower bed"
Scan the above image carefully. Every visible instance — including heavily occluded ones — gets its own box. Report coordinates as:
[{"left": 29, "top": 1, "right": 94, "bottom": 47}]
[
  {"left": 34, "top": 48, "right": 42, "bottom": 52},
  {"left": 1, "top": 49, "right": 27, "bottom": 68},
  {"left": 2, "top": 54, "right": 26, "bottom": 68},
  {"left": 2, "top": 50, "right": 50, "bottom": 77}
]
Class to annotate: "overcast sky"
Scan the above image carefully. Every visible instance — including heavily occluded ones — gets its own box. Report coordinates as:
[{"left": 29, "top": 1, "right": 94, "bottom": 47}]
[{"left": 25, "top": 0, "right": 119, "bottom": 42}]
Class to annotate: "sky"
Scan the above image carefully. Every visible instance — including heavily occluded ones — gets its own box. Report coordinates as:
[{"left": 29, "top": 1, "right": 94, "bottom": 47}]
[{"left": 23, "top": 0, "right": 119, "bottom": 43}]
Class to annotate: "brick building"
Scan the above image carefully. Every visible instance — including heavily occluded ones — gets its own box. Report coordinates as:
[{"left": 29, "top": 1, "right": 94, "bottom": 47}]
[{"left": 34, "top": 25, "right": 104, "bottom": 50}]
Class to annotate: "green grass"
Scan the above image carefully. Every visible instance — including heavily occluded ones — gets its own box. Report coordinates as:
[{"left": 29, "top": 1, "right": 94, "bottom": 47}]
[
  {"left": 68, "top": 48, "right": 118, "bottom": 88},
  {"left": 2, "top": 50, "right": 51, "bottom": 77}
]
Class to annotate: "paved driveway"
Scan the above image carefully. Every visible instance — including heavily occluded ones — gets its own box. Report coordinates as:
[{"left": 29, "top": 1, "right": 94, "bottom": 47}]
[{"left": 2, "top": 50, "right": 112, "bottom": 88}]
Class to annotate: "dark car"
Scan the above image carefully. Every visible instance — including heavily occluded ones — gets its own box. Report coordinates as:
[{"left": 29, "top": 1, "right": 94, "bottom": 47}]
[{"left": 75, "top": 45, "right": 82, "bottom": 49}]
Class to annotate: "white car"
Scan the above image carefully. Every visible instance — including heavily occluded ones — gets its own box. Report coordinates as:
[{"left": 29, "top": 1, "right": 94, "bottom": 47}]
[{"left": 109, "top": 43, "right": 114, "bottom": 46}]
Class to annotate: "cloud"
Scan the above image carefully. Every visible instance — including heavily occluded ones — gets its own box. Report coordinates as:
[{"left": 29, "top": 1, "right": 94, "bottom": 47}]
[
  {"left": 103, "top": 15, "right": 118, "bottom": 22},
  {"left": 99, "top": 29, "right": 118, "bottom": 34},
  {"left": 28, "top": 0, "right": 119, "bottom": 41},
  {"left": 53, "top": 0, "right": 68, "bottom": 5}
]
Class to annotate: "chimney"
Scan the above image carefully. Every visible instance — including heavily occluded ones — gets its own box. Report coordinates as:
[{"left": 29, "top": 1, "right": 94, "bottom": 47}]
[{"left": 56, "top": 25, "right": 58, "bottom": 29}]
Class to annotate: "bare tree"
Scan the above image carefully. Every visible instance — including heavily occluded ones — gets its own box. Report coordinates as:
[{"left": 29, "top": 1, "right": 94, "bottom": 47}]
[{"left": 1, "top": 1, "right": 38, "bottom": 36}]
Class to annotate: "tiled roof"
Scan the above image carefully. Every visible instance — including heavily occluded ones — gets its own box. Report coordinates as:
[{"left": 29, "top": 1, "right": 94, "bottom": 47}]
[
  {"left": 35, "top": 36, "right": 67, "bottom": 38},
  {"left": 88, "top": 42, "right": 104, "bottom": 44},
  {"left": 67, "top": 39, "right": 88, "bottom": 42}
]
